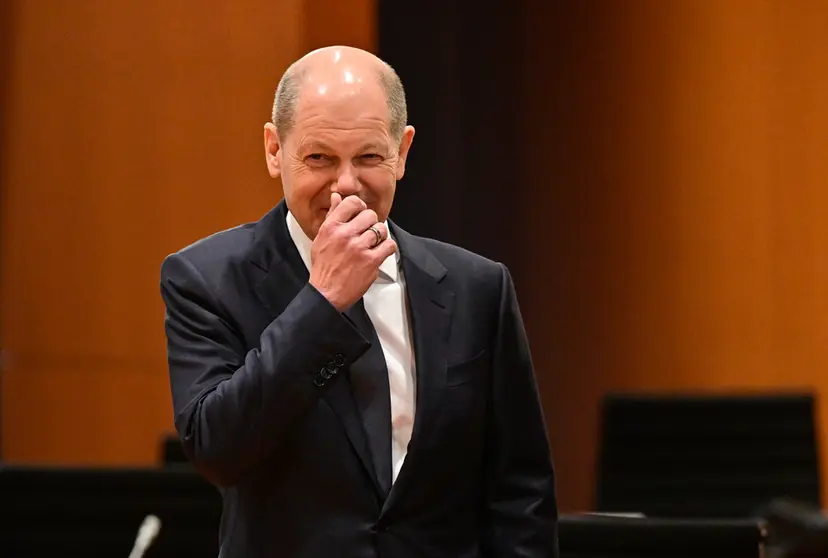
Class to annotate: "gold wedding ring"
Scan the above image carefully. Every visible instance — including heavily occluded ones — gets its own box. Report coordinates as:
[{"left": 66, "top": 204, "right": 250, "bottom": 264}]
[{"left": 368, "top": 225, "right": 382, "bottom": 248}]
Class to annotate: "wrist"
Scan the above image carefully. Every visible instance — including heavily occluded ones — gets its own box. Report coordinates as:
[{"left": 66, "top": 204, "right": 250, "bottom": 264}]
[{"left": 308, "top": 280, "right": 347, "bottom": 312}]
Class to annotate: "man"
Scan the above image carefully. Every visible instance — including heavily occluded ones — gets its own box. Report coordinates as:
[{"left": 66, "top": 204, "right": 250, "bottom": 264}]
[{"left": 160, "top": 45, "right": 557, "bottom": 557}]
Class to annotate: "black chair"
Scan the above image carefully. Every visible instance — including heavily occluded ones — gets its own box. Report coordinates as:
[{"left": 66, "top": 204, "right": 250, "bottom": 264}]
[
  {"left": 160, "top": 433, "right": 190, "bottom": 466},
  {"left": 595, "top": 392, "right": 821, "bottom": 518},
  {"left": 559, "top": 514, "right": 764, "bottom": 558},
  {"left": 0, "top": 465, "right": 221, "bottom": 558}
]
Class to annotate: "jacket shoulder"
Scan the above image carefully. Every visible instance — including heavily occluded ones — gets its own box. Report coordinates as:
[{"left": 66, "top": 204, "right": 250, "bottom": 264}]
[
  {"left": 167, "top": 223, "right": 257, "bottom": 270},
  {"left": 415, "top": 235, "right": 504, "bottom": 279},
  {"left": 158, "top": 219, "right": 265, "bottom": 302}
]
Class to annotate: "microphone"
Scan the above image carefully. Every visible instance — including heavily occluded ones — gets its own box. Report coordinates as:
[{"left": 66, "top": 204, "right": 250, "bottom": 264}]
[{"left": 128, "top": 514, "right": 162, "bottom": 558}]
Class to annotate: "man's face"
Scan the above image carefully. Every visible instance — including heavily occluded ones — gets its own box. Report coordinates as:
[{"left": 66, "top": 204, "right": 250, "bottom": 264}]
[{"left": 265, "top": 83, "right": 414, "bottom": 239}]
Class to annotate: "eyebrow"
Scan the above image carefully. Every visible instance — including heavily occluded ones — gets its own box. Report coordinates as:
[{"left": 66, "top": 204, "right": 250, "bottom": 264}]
[{"left": 300, "top": 142, "right": 386, "bottom": 154}]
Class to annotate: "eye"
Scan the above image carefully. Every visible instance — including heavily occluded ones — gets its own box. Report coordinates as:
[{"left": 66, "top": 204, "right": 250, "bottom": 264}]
[
  {"left": 359, "top": 153, "right": 383, "bottom": 164},
  {"left": 305, "top": 153, "right": 331, "bottom": 166}
]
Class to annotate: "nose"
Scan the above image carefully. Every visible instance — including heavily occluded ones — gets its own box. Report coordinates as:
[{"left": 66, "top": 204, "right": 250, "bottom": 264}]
[{"left": 331, "top": 163, "right": 361, "bottom": 197}]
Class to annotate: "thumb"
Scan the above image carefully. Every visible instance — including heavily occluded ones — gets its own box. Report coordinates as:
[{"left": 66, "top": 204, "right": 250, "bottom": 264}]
[{"left": 328, "top": 192, "right": 342, "bottom": 217}]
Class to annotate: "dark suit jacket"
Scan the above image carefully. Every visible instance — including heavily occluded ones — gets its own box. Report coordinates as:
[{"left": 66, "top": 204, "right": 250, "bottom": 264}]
[{"left": 160, "top": 200, "right": 558, "bottom": 558}]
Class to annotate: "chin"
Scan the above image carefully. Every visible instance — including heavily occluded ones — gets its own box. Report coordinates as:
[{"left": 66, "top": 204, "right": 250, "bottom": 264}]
[
  {"left": 372, "top": 208, "right": 390, "bottom": 224},
  {"left": 310, "top": 219, "right": 325, "bottom": 239}
]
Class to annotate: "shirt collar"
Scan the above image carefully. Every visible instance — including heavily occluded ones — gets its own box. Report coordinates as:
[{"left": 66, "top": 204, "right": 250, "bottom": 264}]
[{"left": 286, "top": 210, "right": 399, "bottom": 283}]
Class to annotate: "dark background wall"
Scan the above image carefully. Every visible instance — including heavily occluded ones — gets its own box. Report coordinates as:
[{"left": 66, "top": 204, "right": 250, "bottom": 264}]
[
  {"left": 2, "top": 0, "right": 827, "bottom": 514},
  {"left": 378, "top": 3, "right": 524, "bottom": 274}
]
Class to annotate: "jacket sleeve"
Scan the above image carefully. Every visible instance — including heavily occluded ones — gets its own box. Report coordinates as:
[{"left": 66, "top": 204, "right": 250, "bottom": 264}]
[
  {"left": 481, "top": 263, "right": 559, "bottom": 557},
  {"left": 160, "top": 252, "right": 369, "bottom": 487}
]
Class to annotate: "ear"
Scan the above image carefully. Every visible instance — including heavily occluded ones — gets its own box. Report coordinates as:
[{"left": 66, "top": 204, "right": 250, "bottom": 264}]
[
  {"left": 264, "top": 123, "right": 282, "bottom": 178},
  {"left": 394, "top": 125, "right": 415, "bottom": 180}
]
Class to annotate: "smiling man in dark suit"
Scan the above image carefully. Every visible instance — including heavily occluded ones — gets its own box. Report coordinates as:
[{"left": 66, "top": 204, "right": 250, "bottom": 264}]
[{"left": 160, "top": 45, "right": 558, "bottom": 558}]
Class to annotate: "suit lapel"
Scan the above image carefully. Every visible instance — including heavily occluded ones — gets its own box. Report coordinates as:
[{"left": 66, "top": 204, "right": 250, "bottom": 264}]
[
  {"left": 248, "top": 201, "right": 384, "bottom": 499},
  {"left": 249, "top": 204, "right": 308, "bottom": 320},
  {"left": 381, "top": 224, "right": 454, "bottom": 514}
]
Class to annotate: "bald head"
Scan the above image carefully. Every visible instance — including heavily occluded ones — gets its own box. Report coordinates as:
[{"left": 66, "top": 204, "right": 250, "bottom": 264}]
[{"left": 271, "top": 46, "right": 407, "bottom": 143}]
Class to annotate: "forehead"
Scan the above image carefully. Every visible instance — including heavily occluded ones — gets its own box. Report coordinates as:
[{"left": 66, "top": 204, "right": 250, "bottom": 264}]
[{"left": 291, "top": 83, "right": 392, "bottom": 147}]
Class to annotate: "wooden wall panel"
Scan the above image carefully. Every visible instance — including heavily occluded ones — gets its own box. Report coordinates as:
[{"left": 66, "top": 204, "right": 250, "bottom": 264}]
[
  {"left": 303, "top": 0, "right": 376, "bottom": 53},
  {"left": 521, "top": 0, "right": 828, "bottom": 511},
  {"left": 1, "top": 0, "right": 375, "bottom": 464}
]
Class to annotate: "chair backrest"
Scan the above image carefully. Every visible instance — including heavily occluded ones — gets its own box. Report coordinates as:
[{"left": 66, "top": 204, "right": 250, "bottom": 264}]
[{"left": 595, "top": 392, "right": 821, "bottom": 518}]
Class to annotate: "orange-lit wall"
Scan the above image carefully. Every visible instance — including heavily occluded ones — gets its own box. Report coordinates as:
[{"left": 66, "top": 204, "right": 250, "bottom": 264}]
[
  {"left": 1, "top": 0, "right": 375, "bottom": 465},
  {"left": 523, "top": 0, "right": 828, "bottom": 510}
]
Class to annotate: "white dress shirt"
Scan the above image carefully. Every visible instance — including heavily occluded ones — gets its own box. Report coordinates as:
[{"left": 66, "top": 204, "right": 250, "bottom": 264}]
[{"left": 286, "top": 211, "right": 416, "bottom": 483}]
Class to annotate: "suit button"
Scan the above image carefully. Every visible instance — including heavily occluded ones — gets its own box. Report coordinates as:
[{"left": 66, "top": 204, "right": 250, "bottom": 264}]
[
  {"left": 313, "top": 375, "right": 325, "bottom": 387},
  {"left": 326, "top": 361, "right": 338, "bottom": 373},
  {"left": 320, "top": 366, "right": 333, "bottom": 380},
  {"left": 333, "top": 353, "right": 345, "bottom": 367}
]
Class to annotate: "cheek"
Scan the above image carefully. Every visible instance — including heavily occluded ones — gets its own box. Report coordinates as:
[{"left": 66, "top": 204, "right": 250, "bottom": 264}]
[
  {"left": 360, "top": 165, "right": 397, "bottom": 190},
  {"left": 360, "top": 167, "right": 397, "bottom": 213},
  {"left": 283, "top": 168, "right": 332, "bottom": 214},
  {"left": 287, "top": 167, "right": 328, "bottom": 199}
]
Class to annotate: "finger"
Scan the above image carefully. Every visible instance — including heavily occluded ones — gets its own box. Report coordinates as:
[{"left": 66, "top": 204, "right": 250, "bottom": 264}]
[
  {"left": 328, "top": 192, "right": 343, "bottom": 217},
  {"left": 344, "top": 208, "right": 379, "bottom": 235},
  {"left": 371, "top": 238, "right": 398, "bottom": 262},
  {"left": 359, "top": 221, "right": 387, "bottom": 248},
  {"left": 329, "top": 195, "right": 366, "bottom": 223}
]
